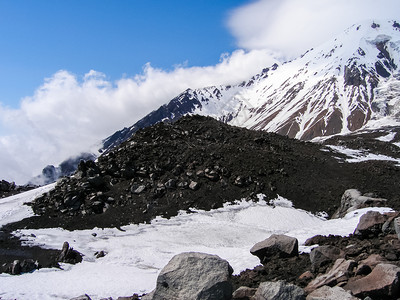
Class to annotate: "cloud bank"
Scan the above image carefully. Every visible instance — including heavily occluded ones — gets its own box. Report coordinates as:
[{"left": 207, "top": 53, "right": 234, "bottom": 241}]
[
  {"left": 227, "top": 0, "right": 400, "bottom": 59},
  {"left": 0, "top": 49, "right": 278, "bottom": 184}
]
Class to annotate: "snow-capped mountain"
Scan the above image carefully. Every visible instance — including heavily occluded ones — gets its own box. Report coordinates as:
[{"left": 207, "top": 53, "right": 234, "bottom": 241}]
[{"left": 102, "top": 19, "right": 400, "bottom": 152}]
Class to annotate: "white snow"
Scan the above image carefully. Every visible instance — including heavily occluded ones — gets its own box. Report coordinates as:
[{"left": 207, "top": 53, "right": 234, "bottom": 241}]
[
  {"left": 376, "top": 132, "right": 396, "bottom": 142},
  {"left": 326, "top": 145, "right": 400, "bottom": 164},
  {"left": 0, "top": 187, "right": 394, "bottom": 300},
  {"left": 0, "top": 183, "right": 56, "bottom": 227}
]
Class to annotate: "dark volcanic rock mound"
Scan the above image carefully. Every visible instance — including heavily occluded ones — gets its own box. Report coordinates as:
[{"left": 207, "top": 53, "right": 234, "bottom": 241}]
[{"left": 11, "top": 115, "right": 400, "bottom": 231}]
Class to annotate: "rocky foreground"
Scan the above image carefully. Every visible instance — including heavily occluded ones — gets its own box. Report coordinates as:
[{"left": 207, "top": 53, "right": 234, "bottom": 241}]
[
  {"left": 66, "top": 204, "right": 400, "bottom": 300},
  {"left": 1, "top": 115, "right": 400, "bottom": 299}
]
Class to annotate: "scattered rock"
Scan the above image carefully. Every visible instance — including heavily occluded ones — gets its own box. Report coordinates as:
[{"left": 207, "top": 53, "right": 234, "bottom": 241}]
[
  {"left": 344, "top": 263, "right": 400, "bottom": 298},
  {"left": 253, "top": 280, "right": 305, "bottom": 300},
  {"left": 309, "top": 245, "right": 344, "bottom": 271},
  {"left": 305, "top": 258, "right": 356, "bottom": 293},
  {"left": 58, "top": 241, "right": 83, "bottom": 264},
  {"left": 299, "top": 271, "right": 314, "bottom": 281},
  {"left": 147, "top": 252, "right": 233, "bottom": 300},
  {"left": 164, "top": 179, "right": 176, "bottom": 189},
  {"left": 394, "top": 217, "right": 400, "bottom": 239},
  {"left": 306, "top": 286, "right": 358, "bottom": 300},
  {"left": 250, "top": 234, "right": 299, "bottom": 263},
  {"left": 232, "top": 286, "right": 257, "bottom": 299},
  {"left": 132, "top": 185, "right": 146, "bottom": 194},
  {"left": 189, "top": 181, "right": 200, "bottom": 191},
  {"left": 95, "top": 251, "right": 106, "bottom": 259},
  {"left": 353, "top": 211, "right": 388, "bottom": 236},
  {"left": 359, "top": 254, "right": 386, "bottom": 269},
  {"left": 332, "top": 189, "right": 387, "bottom": 218},
  {"left": 69, "top": 295, "right": 92, "bottom": 300}
]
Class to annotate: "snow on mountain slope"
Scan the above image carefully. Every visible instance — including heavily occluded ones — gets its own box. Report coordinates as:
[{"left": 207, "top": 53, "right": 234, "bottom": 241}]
[
  {"left": 101, "top": 19, "right": 400, "bottom": 152},
  {"left": 193, "top": 19, "right": 400, "bottom": 139}
]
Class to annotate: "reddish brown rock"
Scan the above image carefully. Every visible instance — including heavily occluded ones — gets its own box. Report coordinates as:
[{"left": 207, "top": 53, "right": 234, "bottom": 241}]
[
  {"left": 359, "top": 254, "right": 386, "bottom": 269},
  {"left": 343, "top": 263, "right": 400, "bottom": 298},
  {"left": 305, "top": 259, "right": 356, "bottom": 293},
  {"left": 354, "top": 211, "right": 388, "bottom": 236}
]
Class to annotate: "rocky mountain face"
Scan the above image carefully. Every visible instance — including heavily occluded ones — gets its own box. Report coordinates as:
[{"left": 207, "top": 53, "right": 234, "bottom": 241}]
[{"left": 101, "top": 20, "right": 400, "bottom": 153}]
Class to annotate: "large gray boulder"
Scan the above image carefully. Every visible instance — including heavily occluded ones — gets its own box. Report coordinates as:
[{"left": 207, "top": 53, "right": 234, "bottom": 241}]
[
  {"left": 148, "top": 252, "right": 233, "bottom": 300},
  {"left": 332, "top": 189, "right": 386, "bottom": 219},
  {"left": 253, "top": 280, "right": 305, "bottom": 300},
  {"left": 344, "top": 263, "right": 400, "bottom": 298},
  {"left": 250, "top": 234, "right": 298, "bottom": 263}
]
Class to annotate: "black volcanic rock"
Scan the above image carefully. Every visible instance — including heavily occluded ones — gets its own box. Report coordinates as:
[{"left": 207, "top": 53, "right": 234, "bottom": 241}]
[{"left": 6, "top": 115, "right": 398, "bottom": 231}]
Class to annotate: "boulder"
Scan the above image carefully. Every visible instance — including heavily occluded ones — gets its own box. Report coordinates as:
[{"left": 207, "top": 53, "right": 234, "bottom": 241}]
[
  {"left": 253, "top": 280, "right": 305, "bottom": 300},
  {"left": 306, "top": 286, "right": 358, "bottom": 300},
  {"left": 309, "top": 245, "right": 344, "bottom": 271},
  {"left": 232, "top": 286, "right": 257, "bottom": 299},
  {"left": 69, "top": 295, "right": 92, "bottom": 300},
  {"left": 394, "top": 217, "right": 400, "bottom": 239},
  {"left": 250, "top": 234, "right": 298, "bottom": 263},
  {"left": 354, "top": 211, "right": 387, "bottom": 236},
  {"left": 305, "top": 258, "right": 356, "bottom": 293},
  {"left": 148, "top": 252, "right": 233, "bottom": 300},
  {"left": 332, "top": 189, "right": 387, "bottom": 218},
  {"left": 344, "top": 263, "right": 400, "bottom": 298},
  {"left": 58, "top": 241, "right": 83, "bottom": 264},
  {"left": 359, "top": 254, "right": 386, "bottom": 269}
]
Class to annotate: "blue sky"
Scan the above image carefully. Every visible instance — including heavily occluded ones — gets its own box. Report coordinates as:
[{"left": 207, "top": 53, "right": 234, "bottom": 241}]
[
  {"left": 0, "top": 0, "right": 248, "bottom": 107},
  {"left": 1, "top": 0, "right": 399, "bottom": 183}
]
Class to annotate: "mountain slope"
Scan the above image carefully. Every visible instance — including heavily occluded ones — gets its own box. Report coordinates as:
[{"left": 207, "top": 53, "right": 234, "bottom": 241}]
[
  {"left": 13, "top": 115, "right": 400, "bottom": 232},
  {"left": 101, "top": 19, "right": 400, "bottom": 153}
]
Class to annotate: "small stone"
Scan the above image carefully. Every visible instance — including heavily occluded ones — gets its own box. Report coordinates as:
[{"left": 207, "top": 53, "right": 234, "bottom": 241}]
[
  {"left": 189, "top": 181, "right": 199, "bottom": 191},
  {"left": 165, "top": 179, "right": 176, "bottom": 189},
  {"left": 132, "top": 185, "right": 146, "bottom": 194},
  {"left": 69, "top": 294, "right": 92, "bottom": 300}
]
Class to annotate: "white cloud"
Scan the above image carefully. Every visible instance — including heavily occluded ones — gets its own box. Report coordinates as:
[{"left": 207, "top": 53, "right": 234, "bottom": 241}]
[
  {"left": 227, "top": 0, "right": 400, "bottom": 59},
  {"left": 0, "top": 49, "right": 278, "bottom": 184}
]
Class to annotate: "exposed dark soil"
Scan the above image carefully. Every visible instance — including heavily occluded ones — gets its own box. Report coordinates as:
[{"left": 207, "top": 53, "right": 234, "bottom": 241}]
[{"left": 1, "top": 115, "right": 400, "bottom": 286}]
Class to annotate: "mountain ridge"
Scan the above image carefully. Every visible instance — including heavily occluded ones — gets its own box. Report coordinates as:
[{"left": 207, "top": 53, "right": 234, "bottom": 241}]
[{"left": 100, "top": 19, "right": 400, "bottom": 154}]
